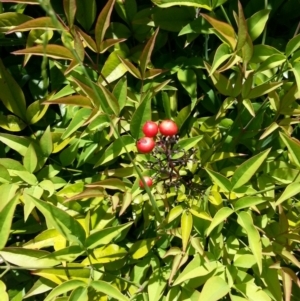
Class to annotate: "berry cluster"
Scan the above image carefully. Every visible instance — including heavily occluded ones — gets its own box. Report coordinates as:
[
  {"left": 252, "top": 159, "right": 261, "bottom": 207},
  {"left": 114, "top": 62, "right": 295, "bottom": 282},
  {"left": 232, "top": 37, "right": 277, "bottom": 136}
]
[{"left": 137, "top": 120, "right": 197, "bottom": 191}]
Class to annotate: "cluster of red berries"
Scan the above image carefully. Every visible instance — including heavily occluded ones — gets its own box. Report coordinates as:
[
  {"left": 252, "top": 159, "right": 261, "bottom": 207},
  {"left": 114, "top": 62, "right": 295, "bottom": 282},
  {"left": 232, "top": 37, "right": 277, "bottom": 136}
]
[{"left": 137, "top": 120, "right": 178, "bottom": 188}]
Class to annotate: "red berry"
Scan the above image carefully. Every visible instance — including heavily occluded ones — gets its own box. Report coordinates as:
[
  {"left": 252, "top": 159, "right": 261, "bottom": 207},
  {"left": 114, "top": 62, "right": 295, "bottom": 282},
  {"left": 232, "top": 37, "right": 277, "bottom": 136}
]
[
  {"left": 142, "top": 121, "right": 158, "bottom": 137},
  {"left": 139, "top": 176, "right": 153, "bottom": 188},
  {"left": 137, "top": 137, "right": 155, "bottom": 153},
  {"left": 159, "top": 120, "right": 178, "bottom": 136}
]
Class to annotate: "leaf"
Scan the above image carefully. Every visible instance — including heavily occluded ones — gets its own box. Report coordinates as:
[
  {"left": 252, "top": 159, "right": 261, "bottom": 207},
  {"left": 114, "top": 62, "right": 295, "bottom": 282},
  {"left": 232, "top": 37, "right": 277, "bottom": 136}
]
[
  {"left": 86, "top": 178, "right": 126, "bottom": 191},
  {"left": 201, "top": 13, "right": 236, "bottom": 50},
  {"left": 0, "top": 133, "right": 30, "bottom": 156},
  {"left": 118, "top": 56, "right": 142, "bottom": 79},
  {"left": 247, "top": 9, "right": 270, "bottom": 41},
  {"left": 256, "top": 54, "right": 286, "bottom": 73},
  {"left": 112, "top": 76, "right": 127, "bottom": 110},
  {"left": 39, "top": 126, "right": 53, "bottom": 157},
  {"left": 0, "top": 59, "right": 26, "bottom": 120},
  {"left": 276, "top": 182, "right": 300, "bottom": 206},
  {"left": 0, "top": 12, "right": 32, "bottom": 33},
  {"left": 91, "top": 280, "right": 129, "bottom": 301},
  {"left": 292, "top": 62, "right": 300, "bottom": 92},
  {"left": 0, "top": 247, "right": 60, "bottom": 268},
  {"left": 95, "top": 135, "right": 135, "bottom": 166},
  {"left": 209, "top": 43, "right": 231, "bottom": 75},
  {"left": 177, "top": 68, "right": 197, "bottom": 103},
  {"left": 0, "top": 114, "right": 26, "bottom": 132},
  {"left": 205, "top": 168, "right": 231, "bottom": 192},
  {"left": 130, "top": 238, "right": 156, "bottom": 259},
  {"left": 181, "top": 210, "right": 193, "bottom": 252},
  {"left": 140, "top": 28, "right": 159, "bottom": 78},
  {"left": 231, "top": 148, "right": 271, "bottom": 190},
  {"left": 61, "top": 108, "right": 91, "bottom": 139},
  {"left": 235, "top": 1, "right": 247, "bottom": 51},
  {"left": 95, "top": 0, "right": 116, "bottom": 50},
  {"left": 63, "top": 0, "right": 76, "bottom": 28},
  {"left": 234, "top": 196, "right": 266, "bottom": 211},
  {"left": 148, "top": 267, "right": 169, "bottom": 301},
  {"left": 206, "top": 207, "right": 234, "bottom": 236},
  {"left": 246, "top": 82, "right": 282, "bottom": 99},
  {"left": 199, "top": 276, "right": 230, "bottom": 301},
  {"left": 23, "top": 194, "right": 86, "bottom": 245},
  {"left": 0, "top": 193, "right": 19, "bottom": 249},
  {"left": 68, "top": 286, "right": 88, "bottom": 301},
  {"left": 23, "top": 143, "right": 38, "bottom": 173},
  {"left": 6, "top": 17, "right": 56, "bottom": 33},
  {"left": 26, "top": 99, "right": 49, "bottom": 124},
  {"left": 237, "top": 211, "right": 262, "bottom": 273},
  {"left": 85, "top": 222, "right": 133, "bottom": 249},
  {"left": 75, "top": 0, "right": 96, "bottom": 31},
  {"left": 130, "top": 95, "right": 152, "bottom": 139},
  {"left": 286, "top": 34, "right": 300, "bottom": 57},
  {"left": 44, "top": 280, "right": 86, "bottom": 301},
  {"left": 279, "top": 131, "right": 300, "bottom": 168},
  {"left": 151, "top": 0, "right": 212, "bottom": 10},
  {"left": 13, "top": 45, "right": 75, "bottom": 60},
  {"left": 43, "top": 95, "right": 93, "bottom": 108}
]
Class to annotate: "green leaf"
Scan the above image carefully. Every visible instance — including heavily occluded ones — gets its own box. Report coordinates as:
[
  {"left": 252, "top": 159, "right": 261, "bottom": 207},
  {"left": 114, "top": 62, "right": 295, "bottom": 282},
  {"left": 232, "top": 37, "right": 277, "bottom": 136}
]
[
  {"left": 151, "top": 0, "right": 212, "bottom": 9},
  {"left": 113, "top": 76, "right": 127, "bottom": 110},
  {"left": 86, "top": 178, "right": 126, "bottom": 191},
  {"left": 26, "top": 99, "right": 49, "bottom": 124},
  {"left": 23, "top": 143, "right": 38, "bottom": 173},
  {"left": 61, "top": 108, "right": 91, "bottom": 140},
  {"left": 85, "top": 222, "right": 133, "bottom": 249},
  {"left": 118, "top": 56, "right": 141, "bottom": 79},
  {"left": 237, "top": 211, "right": 262, "bottom": 273},
  {"left": 0, "top": 12, "right": 32, "bottom": 33},
  {"left": 75, "top": 0, "right": 96, "bottom": 31},
  {"left": 0, "top": 193, "right": 19, "bottom": 249},
  {"left": 201, "top": 13, "right": 236, "bottom": 49},
  {"left": 95, "top": 0, "right": 115, "bottom": 50},
  {"left": 276, "top": 182, "right": 300, "bottom": 206},
  {"left": 44, "top": 280, "right": 86, "bottom": 301},
  {"left": 13, "top": 45, "right": 75, "bottom": 60},
  {"left": 130, "top": 95, "right": 152, "bottom": 139},
  {"left": 0, "top": 59, "right": 26, "bottom": 120},
  {"left": 286, "top": 34, "right": 300, "bottom": 56},
  {"left": 205, "top": 168, "right": 231, "bottom": 192},
  {"left": 181, "top": 210, "right": 193, "bottom": 252},
  {"left": 209, "top": 43, "right": 231, "bottom": 75},
  {"left": 130, "top": 238, "right": 156, "bottom": 259},
  {"left": 292, "top": 61, "right": 300, "bottom": 92},
  {"left": 175, "top": 136, "right": 203, "bottom": 152},
  {"left": 140, "top": 28, "right": 159, "bottom": 78},
  {"left": 247, "top": 9, "right": 270, "bottom": 41},
  {"left": 24, "top": 194, "right": 86, "bottom": 245},
  {"left": 95, "top": 135, "right": 135, "bottom": 166},
  {"left": 234, "top": 196, "right": 266, "bottom": 211},
  {"left": 235, "top": 1, "right": 247, "bottom": 51},
  {"left": 231, "top": 148, "right": 271, "bottom": 190},
  {"left": 177, "top": 68, "right": 197, "bottom": 104},
  {"left": 0, "top": 164, "right": 11, "bottom": 184},
  {"left": 63, "top": 0, "right": 76, "bottom": 28},
  {"left": 43, "top": 95, "right": 92, "bottom": 108},
  {"left": 0, "top": 133, "right": 30, "bottom": 156},
  {"left": 68, "top": 286, "right": 88, "bottom": 301},
  {"left": 39, "top": 126, "right": 53, "bottom": 157},
  {"left": 246, "top": 82, "right": 282, "bottom": 99},
  {"left": 206, "top": 207, "right": 234, "bottom": 236},
  {"left": 148, "top": 267, "right": 169, "bottom": 301},
  {"left": 91, "top": 280, "right": 130, "bottom": 301},
  {"left": 279, "top": 131, "right": 300, "bottom": 168},
  {"left": 199, "top": 276, "right": 230, "bottom": 301},
  {"left": 256, "top": 54, "right": 286, "bottom": 73},
  {"left": 0, "top": 247, "right": 60, "bottom": 268},
  {"left": 0, "top": 114, "right": 26, "bottom": 132}
]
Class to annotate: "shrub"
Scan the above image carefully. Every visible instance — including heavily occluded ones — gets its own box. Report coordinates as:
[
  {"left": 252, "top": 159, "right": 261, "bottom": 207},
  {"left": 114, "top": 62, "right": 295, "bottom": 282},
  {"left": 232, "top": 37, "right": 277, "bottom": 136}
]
[{"left": 0, "top": 0, "right": 300, "bottom": 300}]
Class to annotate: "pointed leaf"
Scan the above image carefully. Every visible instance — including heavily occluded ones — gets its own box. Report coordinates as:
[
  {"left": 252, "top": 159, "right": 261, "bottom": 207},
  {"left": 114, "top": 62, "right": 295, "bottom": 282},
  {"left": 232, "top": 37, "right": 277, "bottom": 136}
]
[
  {"left": 231, "top": 148, "right": 271, "bottom": 190},
  {"left": 24, "top": 194, "right": 86, "bottom": 245},
  {"left": 279, "top": 131, "right": 300, "bottom": 168},
  {"left": 181, "top": 210, "right": 193, "bottom": 252},
  {"left": 0, "top": 59, "right": 26, "bottom": 120},
  {"left": 237, "top": 211, "right": 262, "bottom": 273},
  {"left": 205, "top": 168, "right": 231, "bottom": 192},
  {"left": 63, "top": 0, "right": 77, "bottom": 28},
  {"left": 43, "top": 95, "right": 93, "bottom": 108},
  {"left": 236, "top": 1, "right": 247, "bottom": 51},
  {"left": 91, "top": 280, "right": 129, "bottom": 301},
  {"left": 247, "top": 9, "right": 270, "bottom": 41},
  {"left": 140, "top": 28, "right": 159, "bottom": 78},
  {"left": 6, "top": 17, "right": 56, "bottom": 33},
  {"left": 118, "top": 55, "right": 142, "bottom": 79},
  {"left": 199, "top": 276, "right": 230, "bottom": 301},
  {"left": 206, "top": 207, "right": 234, "bottom": 236},
  {"left": 95, "top": 0, "right": 115, "bottom": 49},
  {"left": 276, "top": 182, "right": 300, "bottom": 206}
]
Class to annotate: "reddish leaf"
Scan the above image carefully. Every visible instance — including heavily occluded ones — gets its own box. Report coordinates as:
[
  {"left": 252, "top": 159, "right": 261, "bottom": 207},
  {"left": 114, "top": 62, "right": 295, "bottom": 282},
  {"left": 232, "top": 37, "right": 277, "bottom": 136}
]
[{"left": 6, "top": 17, "right": 57, "bottom": 33}]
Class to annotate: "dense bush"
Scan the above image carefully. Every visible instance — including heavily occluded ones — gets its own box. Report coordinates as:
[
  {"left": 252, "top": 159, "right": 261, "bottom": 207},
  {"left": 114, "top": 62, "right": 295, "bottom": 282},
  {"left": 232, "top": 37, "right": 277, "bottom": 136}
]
[{"left": 0, "top": 0, "right": 300, "bottom": 300}]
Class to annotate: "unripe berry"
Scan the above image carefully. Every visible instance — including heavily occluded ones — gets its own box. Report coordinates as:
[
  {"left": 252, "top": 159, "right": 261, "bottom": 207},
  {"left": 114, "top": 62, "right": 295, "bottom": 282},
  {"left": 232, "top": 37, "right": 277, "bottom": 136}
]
[
  {"left": 137, "top": 137, "right": 155, "bottom": 153},
  {"left": 159, "top": 120, "right": 178, "bottom": 136},
  {"left": 142, "top": 121, "right": 158, "bottom": 137},
  {"left": 139, "top": 176, "right": 153, "bottom": 188}
]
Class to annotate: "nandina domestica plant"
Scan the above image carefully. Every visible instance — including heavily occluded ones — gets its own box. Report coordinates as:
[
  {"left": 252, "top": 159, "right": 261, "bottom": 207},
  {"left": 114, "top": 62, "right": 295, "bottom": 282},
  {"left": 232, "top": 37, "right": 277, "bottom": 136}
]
[{"left": 142, "top": 121, "right": 158, "bottom": 137}]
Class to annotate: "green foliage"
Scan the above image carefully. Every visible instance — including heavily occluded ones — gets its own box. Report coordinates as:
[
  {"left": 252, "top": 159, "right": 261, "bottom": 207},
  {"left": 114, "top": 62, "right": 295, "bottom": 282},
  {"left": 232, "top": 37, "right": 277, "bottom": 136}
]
[{"left": 1, "top": 0, "right": 300, "bottom": 300}]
